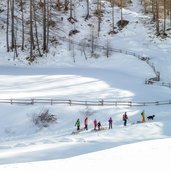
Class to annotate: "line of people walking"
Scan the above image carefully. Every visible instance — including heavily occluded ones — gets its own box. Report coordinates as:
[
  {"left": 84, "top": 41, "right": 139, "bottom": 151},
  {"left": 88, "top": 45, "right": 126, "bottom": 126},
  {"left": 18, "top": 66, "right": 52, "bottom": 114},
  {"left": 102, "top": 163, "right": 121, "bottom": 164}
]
[
  {"left": 75, "top": 117, "right": 103, "bottom": 131},
  {"left": 75, "top": 114, "right": 124, "bottom": 131},
  {"left": 75, "top": 111, "right": 146, "bottom": 131}
]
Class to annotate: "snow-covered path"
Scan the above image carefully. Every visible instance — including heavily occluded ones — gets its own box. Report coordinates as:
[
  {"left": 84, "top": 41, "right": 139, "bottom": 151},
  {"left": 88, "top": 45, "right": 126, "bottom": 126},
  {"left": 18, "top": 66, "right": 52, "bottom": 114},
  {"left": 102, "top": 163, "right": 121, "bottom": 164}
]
[{"left": 0, "top": 0, "right": 171, "bottom": 170}]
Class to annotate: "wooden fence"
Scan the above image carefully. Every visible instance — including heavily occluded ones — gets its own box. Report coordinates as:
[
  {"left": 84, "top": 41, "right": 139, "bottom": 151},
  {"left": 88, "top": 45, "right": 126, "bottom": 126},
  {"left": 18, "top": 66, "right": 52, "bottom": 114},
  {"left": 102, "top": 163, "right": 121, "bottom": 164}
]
[
  {"left": 59, "top": 36, "right": 171, "bottom": 90},
  {"left": 0, "top": 98, "right": 171, "bottom": 107}
]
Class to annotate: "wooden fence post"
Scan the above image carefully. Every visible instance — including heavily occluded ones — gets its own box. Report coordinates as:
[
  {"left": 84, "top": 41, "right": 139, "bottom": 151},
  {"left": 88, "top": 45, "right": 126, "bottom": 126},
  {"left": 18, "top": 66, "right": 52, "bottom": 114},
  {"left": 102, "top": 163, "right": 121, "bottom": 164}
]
[
  {"left": 31, "top": 99, "right": 34, "bottom": 105},
  {"left": 156, "top": 71, "right": 160, "bottom": 81},
  {"left": 155, "top": 101, "right": 159, "bottom": 105},
  {"left": 99, "top": 99, "right": 104, "bottom": 106}
]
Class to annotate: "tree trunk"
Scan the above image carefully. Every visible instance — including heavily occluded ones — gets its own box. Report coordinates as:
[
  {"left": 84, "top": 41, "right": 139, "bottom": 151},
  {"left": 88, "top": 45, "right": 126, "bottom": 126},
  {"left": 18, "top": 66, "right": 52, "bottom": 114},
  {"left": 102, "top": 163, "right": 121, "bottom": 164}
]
[
  {"left": 155, "top": 0, "right": 159, "bottom": 35},
  {"left": 6, "top": 0, "right": 10, "bottom": 52},
  {"left": 11, "top": 0, "right": 15, "bottom": 50},
  {"left": 70, "top": 0, "right": 73, "bottom": 18},
  {"left": 30, "top": 0, "right": 33, "bottom": 59},
  {"left": 97, "top": 0, "right": 101, "bottom": 36},
  {"left": 91, "top": 30, "right": 94, "bottom": 55},
  {"left": 170, "top": 0, "right": 171, "bottom": 26},
  {"left": 43, "top": 0, "right": 47, "bottom": 53},
  {"left": 33, "top": 0, "right": 42, "bottom": 56},
  {"left": 163, "top": 0, "right": 166, "bottom": 34},
  {"left": 64, "top": 0, "right": 69, "bottom": 11},
  {"left": 21, "top": 0, "right": 25, "bottom": 50},
  {"left": 46, "top": 0, "right": 50, "bottom": 53},
  {"left": 151, "top": 0, "right": 155, "bottom": 21},
  {"left": 85, "top": 0, "right": 90, "bottom": 20},
  {"left": 112, "top": 0, "right": 115, "bottom": 32}
]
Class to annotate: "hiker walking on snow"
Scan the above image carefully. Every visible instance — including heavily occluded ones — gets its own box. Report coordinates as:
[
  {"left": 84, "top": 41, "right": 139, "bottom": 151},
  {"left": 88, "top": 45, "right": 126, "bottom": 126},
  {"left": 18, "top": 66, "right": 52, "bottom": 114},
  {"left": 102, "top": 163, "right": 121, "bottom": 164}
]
[
  {"left": 141, "top": 110, "right": 145, "bottom": 123},
  {"left": 84, "top": 117, "right": 88, "bottom": 130},
  {"left": 97, "top": 121, "right": 101, "bottom": 130},
  {"left": 123, "top": 112, "right": 128, "bottom": 126},
  {"left": 94, "top": 119, "right": 97, "bottom": 130},
  {"left": 108, "top": 117, "right": 113, "bottom": 129},
  {"left": 75, "top": 118, "right": 80, "bottom": 131}
]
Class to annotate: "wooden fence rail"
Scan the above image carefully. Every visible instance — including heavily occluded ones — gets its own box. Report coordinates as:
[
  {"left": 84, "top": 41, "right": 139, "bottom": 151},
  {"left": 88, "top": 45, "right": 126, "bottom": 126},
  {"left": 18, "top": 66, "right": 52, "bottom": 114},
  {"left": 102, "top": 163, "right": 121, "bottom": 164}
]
[{"left": 0, "top": 98, "right": 171, "bottom": 107}]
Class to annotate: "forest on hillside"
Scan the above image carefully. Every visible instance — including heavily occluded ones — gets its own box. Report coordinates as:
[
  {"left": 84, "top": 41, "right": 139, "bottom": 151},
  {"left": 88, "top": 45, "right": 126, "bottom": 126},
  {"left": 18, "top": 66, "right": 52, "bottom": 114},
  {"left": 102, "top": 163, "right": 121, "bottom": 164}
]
[{"left": 0, "top": 0, "right": 171, "bottom": 62}]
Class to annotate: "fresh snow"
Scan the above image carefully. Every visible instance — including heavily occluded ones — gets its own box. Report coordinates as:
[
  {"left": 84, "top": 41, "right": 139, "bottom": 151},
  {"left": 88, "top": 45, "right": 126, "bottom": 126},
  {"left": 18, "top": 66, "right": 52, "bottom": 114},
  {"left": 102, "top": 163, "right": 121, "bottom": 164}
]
[
  {"left": 0, "top": 0, "right": 171, "bottom": 170},
  {"left": 1, "top": 138, "right": 171, "bottom": 171}
]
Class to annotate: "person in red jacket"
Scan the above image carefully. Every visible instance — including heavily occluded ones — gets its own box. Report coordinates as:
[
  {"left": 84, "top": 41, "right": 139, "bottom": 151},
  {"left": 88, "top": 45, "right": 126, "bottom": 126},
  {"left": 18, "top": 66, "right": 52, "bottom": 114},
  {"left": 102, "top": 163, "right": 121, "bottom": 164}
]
[
  {"left": 84, "top": 117, "right": 88, "bottom": 130},
  {"left": 94, "top": 119, "right": 97, "bottom": 130}
]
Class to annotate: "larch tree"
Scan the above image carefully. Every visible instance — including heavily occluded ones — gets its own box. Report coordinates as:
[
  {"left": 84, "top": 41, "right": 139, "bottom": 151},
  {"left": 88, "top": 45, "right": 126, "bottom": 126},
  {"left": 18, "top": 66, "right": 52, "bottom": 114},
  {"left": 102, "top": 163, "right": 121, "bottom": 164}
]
[
  {"left": 6, "top": 0, "right": 10, "bottom": 52},
  {"left": 120, "top": 0, "right": 123, "bottom": 25},
  {"left": 85, "top": 0, "right": 90, "bottom": 20},
  {"left": 64, "top": 0, "right": 69, "bottom": 11},
  {"left": 20, "top": 0, "right": 25, "bottom": 51},
  {"left": 33, "top": 0, "right": 42, "bottom": 57},
  {"left": 163, "top": 0, "right": 167, "bottom": 34},
  {"left": 96, "top": 0, "right": 102, "bottom": 36},
  {"left": 11, "top": 0, "right": 15, "bottom": 50},
  {"left": 29, "top": 0, "right": 34, "bottom": 60}
]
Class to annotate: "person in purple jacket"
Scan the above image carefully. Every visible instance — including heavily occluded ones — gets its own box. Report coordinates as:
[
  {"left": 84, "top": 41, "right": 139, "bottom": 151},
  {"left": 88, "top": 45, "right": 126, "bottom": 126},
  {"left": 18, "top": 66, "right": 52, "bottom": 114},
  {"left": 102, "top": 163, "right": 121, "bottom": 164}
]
[{"left": 108, "top": 117, "right": 113, "bottom": 129}]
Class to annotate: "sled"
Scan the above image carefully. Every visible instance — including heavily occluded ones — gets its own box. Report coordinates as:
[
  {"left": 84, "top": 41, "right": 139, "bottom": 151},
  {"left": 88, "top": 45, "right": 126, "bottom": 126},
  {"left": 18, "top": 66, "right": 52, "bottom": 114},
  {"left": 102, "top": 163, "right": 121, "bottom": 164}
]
[
  {"left": 71, "top": 128, "right": 85, "bottom": 135},
  {"left": 131, "top": 121, "right": 143, "bottom": 125},
  {"left": 91, "top": 126, "right": 108, "bottom": 132}
]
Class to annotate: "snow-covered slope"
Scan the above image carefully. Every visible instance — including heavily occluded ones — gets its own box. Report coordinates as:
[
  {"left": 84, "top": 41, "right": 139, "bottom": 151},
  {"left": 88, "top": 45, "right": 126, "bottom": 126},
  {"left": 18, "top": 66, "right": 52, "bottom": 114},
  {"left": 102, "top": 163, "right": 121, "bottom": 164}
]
[
  {"left": 0, "top": 0, "right": 171, "bottom": 170},
  {"left": 1, "top": 138, "right": 171, "bottom": 171},
  {"left": 0, "top": 55, "right": 171, "bottom": 169}
]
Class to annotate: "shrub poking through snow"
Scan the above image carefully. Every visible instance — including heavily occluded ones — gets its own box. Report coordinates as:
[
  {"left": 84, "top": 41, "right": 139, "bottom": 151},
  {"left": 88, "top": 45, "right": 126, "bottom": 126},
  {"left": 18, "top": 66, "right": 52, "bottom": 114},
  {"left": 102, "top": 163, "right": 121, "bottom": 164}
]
[
  {"left": 32, "top": 109, "right": 57, "bottom": 128},
  {"left": 80, "top": 106, "right": 96, "bottom": 117}
]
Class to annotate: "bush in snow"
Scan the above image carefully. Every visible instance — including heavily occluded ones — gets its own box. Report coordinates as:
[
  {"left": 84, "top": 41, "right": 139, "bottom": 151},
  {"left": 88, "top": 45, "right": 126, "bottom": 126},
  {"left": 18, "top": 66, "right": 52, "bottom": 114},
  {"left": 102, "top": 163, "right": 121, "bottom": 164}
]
[
  {"left": 32, "top": 109, "right": 57, "bottom": 128},
  {"left": 80, "top": 106, "right": 96, "bottom": 117}
]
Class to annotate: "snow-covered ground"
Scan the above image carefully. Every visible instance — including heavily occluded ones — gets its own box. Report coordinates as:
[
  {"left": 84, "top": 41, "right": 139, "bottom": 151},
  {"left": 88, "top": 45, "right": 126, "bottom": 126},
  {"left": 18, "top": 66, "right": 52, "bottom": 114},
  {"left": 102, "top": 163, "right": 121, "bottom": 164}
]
[
  {"left": 0, "top": 0, "right": 171, "bottom": 170},
  {"left": 1, "top": 138, "right": 171, "bottom": 171}
]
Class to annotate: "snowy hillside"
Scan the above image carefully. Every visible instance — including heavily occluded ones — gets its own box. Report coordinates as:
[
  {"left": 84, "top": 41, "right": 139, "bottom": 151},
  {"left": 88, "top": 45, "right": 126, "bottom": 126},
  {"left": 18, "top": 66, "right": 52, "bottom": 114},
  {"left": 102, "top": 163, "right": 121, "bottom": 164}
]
[{"left": 0, "top": 0, "right": 171, "bottom": 171}]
